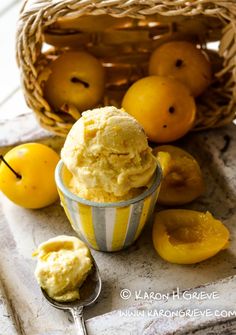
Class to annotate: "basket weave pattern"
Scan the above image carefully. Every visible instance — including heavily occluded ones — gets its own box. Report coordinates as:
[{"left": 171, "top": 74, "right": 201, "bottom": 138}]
[{"left": 16, "top": 0, "right": 236, "bottom": 137}]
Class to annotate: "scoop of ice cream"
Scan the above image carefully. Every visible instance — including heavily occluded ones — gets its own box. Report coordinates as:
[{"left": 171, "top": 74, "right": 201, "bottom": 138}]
[
  {"left": 70, "top": 184, "right": 146, "bottom": 203},
  {"left": 61, "top": 106, "right": 157, "bottom": 200},
  {"left": 33, "top": 236, "right": 92, "bottom": 302}
]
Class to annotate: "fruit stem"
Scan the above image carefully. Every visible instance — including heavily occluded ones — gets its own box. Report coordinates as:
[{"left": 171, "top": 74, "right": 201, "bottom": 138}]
[
  {"left": 175, "top": 59, "right": 183, "bottom": 67},
  {"left": 0, "top": 155, "right": 22, "bottom": 179},
  {"left": 70, "top": 77, "right": 89, "bottom": 88}
]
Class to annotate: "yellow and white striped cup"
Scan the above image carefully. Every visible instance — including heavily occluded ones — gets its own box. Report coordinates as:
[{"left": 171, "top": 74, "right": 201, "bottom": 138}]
[{"left": 55, "top": 161, "right": 162, "bottom": 252}]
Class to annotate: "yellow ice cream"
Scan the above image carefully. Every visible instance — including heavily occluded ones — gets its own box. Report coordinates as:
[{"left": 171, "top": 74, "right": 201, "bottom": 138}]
[
  {"left": 61, "top": 106, "right": 157, "bottom": 202},
  {"left": 33, "top": 236, "right": 93, "bottom": 302}
]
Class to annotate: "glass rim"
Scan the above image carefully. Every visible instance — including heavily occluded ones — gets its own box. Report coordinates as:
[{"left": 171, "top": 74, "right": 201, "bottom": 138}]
[{"left": 55, "top": 160, "right": 162, "bottom": 208}]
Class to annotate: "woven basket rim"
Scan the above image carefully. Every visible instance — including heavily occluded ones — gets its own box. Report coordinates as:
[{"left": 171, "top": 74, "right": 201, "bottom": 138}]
[{"left": 16, "top": 0, "right": 236, "bottom": 137}]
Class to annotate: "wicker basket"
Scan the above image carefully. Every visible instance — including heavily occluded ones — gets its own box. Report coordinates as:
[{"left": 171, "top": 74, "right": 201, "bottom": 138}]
[{"left": 16, "top": 0, "right": 236, "bottom": 137}]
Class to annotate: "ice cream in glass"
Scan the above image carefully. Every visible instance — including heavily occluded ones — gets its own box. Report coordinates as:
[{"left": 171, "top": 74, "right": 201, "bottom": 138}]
[
  {"left": 55, "top": 106, "right": 162, "bottom": 251},
  {"left": 61, "top": 106, "right": 157, "bottom": 201}
]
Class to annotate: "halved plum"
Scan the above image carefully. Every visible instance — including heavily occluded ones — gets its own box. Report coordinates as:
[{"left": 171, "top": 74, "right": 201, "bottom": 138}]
[
  {"left": 153, "top": 145, "right": 204, "bottom": 205},
  {"left": 152, "top": 209, "right": 230, "bottom": 264}
]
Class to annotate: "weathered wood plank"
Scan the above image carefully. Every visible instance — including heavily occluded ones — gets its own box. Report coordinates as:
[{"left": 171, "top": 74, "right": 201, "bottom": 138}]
[
  {"left": 0, "top": 112, "right": 48, "bottom": 148},
  {"left": 0, "top": 88, "right": 61, "bottom": 153},
  {"left": 0, "top": 278, "right": 18, "bottom": 335},
  {"left": 0, "top": 114, "right": 64, "bottom": 157},
  {"left": 85, "top": 275, "right": 236, "bottom": 335},
  {"left": 0, "top": 88, "right": 30, "bottom": 121}
]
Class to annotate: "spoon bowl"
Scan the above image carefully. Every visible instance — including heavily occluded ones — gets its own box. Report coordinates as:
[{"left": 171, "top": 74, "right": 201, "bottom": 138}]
[{"left": 41, "top": 256, "right": 102, "bottom": 334}]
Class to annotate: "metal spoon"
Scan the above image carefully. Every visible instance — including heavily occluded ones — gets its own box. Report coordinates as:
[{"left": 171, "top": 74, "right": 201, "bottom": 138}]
[{"left": 41, "top": 257, "right": 102, "bottom": 334}]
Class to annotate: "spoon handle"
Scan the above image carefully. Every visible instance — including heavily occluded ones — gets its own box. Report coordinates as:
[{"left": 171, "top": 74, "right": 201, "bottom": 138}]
[{"left": 71, "top": 307, "right": 87, "bottom": 335}]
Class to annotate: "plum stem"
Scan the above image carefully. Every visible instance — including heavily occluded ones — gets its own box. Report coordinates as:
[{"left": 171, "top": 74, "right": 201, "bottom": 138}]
[
  {"left": 0, "top": 155, "right": 22, "bottom": 179},
  {"left": 175, "top": 59, "right": 183, "bottom": 67},
  {"left": 70, "top": 77, "right": 89, "bottom": 88}
]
